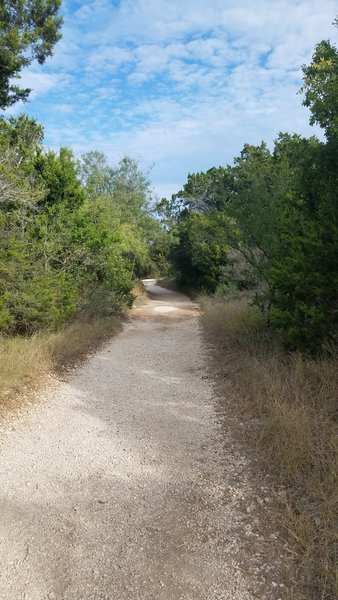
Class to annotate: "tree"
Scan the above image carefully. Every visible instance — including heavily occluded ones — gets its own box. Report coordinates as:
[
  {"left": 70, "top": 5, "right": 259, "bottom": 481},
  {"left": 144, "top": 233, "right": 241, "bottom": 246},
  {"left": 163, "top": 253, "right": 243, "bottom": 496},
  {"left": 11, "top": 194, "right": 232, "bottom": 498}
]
[
  {"left": 34, "top": 147, "right": 86, "bottom": 208},
  {"left": 172, "top": 167, "right": 230, "bottom": 212},
  {"left": 80, "top": 152, "right": 157, "bottom": 278},
  {"left": 168, "top": 125, "right": 337, "bottom": 349},
  {"left": 0, "top": 117, "right": 138, "bottom": 333},
  {"left": 0, "top": 0, "right": 63, "bottom": 109},
  {"left": 79, "top": 151, "right": 113, "bottom": 197},
  {"left": 301, "top": 19, "right": 338, "bottom": 138},
  {"left": 0, "top": 115, "right": 45, "bottom": 214}
]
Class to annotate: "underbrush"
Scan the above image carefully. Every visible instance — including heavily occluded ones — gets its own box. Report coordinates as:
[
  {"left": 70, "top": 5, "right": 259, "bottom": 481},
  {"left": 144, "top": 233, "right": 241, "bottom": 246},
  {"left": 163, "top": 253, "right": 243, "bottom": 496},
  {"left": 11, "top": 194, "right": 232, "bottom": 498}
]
[
  {"left": 0, "top": 317, "right": 121, "bottom": 413},
  {"left": 200, "top": 295, "right": 337, "bottom": 600}
]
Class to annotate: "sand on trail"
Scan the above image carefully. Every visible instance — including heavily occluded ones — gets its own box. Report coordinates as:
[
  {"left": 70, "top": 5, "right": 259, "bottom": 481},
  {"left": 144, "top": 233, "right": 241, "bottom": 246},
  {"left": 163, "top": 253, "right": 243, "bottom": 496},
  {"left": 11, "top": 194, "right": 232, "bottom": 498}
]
[{"left": 0, "top": 281, "right": 285, "bottom": 600}]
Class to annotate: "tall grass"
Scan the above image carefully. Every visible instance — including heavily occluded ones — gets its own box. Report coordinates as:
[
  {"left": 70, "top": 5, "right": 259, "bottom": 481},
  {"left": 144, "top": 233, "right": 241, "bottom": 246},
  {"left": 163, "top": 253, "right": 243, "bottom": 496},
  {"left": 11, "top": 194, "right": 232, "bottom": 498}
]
[{"left": 200, "top": 295, "right": 337, "bottom": 600}]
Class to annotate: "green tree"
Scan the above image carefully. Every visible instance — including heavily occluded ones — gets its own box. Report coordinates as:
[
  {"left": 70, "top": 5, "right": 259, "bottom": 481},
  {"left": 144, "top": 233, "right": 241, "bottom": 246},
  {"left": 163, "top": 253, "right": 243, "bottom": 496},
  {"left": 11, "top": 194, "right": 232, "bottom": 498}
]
[
  {"left": 267, "top": 137, "right": 338, "bottom": 350},
  {"left": 34, "top": 147, "right": 86, "bottom": 208},
  {"left": 79, "top": 151, "right": 113, "bottom": 197},
  {"left": 172, "top": 167, "right": 230, "bottom": 212},
  {"left": 0, "top": 117, "right": 139, "bottom": 333},
  {"left": 173, "top": 208, "right": 229, "bottom": 293},
  {"left": 0, "top": 0, "right": 63, "bottom": 109},
  {"left": 149, "top": 197, "right": 180, "bottom": 276},
  {"left": 164, "top": 22, "right": 338, "bottom": 350},
  {"left": 301, "top": 19, "right": 338, "bottom": 138},
  {"left": 80, "top": 152, "right": 158, "bottom": 278}
]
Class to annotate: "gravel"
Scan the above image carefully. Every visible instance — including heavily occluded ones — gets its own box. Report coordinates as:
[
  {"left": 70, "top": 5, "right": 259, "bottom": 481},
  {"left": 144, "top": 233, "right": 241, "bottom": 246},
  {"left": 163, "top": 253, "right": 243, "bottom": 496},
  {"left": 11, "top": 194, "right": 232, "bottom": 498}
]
[{"left": 0, "top": 281, "right": 286, "bottom": 599}]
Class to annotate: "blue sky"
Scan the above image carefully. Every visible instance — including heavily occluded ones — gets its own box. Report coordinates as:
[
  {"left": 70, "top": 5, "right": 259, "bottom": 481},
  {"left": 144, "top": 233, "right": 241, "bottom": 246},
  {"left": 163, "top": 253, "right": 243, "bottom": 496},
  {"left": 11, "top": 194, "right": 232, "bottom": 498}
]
[{"left": 7, "top": 0, "right": 338, "bottom": 199}]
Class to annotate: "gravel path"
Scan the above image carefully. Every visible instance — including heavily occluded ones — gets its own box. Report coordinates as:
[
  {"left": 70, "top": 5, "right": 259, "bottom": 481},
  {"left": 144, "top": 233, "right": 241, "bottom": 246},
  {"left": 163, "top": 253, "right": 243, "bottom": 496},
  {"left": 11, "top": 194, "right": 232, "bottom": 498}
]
[{"left": 0, "top": 282, "right": 286, "bottom": 600}]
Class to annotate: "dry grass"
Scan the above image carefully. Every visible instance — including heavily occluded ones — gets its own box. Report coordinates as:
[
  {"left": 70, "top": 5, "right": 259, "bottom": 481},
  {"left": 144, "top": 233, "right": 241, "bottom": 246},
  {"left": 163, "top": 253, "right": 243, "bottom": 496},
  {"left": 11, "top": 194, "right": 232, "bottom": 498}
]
[
  {"left": 0, "top": 281, "right": 150, "bottom": 413},
  {"left": 132, "top": 280, "right": 148, "bottom": 306},
  {"left": 200, "top": 295, "right": 338, "bottom": 600},
  {"left": 0, "top": 317, "right": 121, "bottom": 414}
]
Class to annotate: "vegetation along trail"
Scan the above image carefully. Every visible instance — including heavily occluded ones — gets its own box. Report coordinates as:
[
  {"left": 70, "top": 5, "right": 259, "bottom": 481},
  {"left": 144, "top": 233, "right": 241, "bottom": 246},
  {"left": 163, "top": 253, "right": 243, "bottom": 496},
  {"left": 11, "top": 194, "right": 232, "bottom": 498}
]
[{"left": 0, "top": 282, "right": 288, "bottom": 600}]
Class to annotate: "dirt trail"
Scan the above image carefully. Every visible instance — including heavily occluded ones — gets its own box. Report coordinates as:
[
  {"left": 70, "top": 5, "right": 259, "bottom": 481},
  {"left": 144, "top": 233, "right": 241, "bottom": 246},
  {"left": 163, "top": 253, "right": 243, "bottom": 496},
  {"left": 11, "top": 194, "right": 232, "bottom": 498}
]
[{"left": 0, "top": 282, "right": 286, "bottom": 600}]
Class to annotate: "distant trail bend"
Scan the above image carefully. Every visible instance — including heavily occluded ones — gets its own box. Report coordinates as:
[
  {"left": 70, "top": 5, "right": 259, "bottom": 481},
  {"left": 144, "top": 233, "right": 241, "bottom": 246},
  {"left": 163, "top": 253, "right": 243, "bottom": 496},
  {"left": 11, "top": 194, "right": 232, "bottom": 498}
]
[{"left": 0, "top": 281, "right": 285, "bottom": 600}]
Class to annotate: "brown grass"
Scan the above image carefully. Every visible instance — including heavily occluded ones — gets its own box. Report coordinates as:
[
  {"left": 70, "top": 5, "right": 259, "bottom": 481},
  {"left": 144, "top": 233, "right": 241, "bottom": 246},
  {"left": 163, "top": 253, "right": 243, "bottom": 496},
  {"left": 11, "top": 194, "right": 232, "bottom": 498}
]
[
  {"left": 0, "top": 280, "right": 150, "bottom": 413},
  {"left": 0, "top": 317, "right": 121, "bottom": 414},
  {"left": 132, "top": 279, "right": 148, "bottom": 305},
  {"left": 200, "top": 295, "right": 338, "bottom": 600}
]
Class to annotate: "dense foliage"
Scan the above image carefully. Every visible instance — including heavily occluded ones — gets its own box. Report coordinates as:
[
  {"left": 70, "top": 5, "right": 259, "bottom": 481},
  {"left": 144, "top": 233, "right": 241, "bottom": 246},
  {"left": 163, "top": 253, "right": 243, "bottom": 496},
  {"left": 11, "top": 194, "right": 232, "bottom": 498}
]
[
  {"left": 167, "top": 30, "right": 338, "bottom": 351},
  {"left": 0, "top": 0, "right": 172, "bottom": 335},
  {"left": 0, "top": 116, "right": 160, "bottom": 333}
]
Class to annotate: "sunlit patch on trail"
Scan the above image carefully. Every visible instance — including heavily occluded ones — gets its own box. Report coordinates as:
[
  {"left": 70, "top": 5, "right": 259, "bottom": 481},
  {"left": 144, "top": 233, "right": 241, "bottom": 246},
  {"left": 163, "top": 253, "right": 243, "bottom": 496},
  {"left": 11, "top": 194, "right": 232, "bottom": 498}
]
[{"left": 152, "top": 305, "right": 176, "bottom": 314}]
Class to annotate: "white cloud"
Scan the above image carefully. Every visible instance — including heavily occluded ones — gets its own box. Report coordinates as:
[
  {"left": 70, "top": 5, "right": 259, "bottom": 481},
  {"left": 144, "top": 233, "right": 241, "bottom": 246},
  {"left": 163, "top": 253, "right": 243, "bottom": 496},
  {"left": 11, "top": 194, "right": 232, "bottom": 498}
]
[
  {"left": 19, "top": 71, "right": 68, "bottom": 97},
  {"left": 52, "top": 103, "right": 74, "bottom": 113},
  {"left": 18, "top": 0, "right": 338, "bottom": 197}
]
